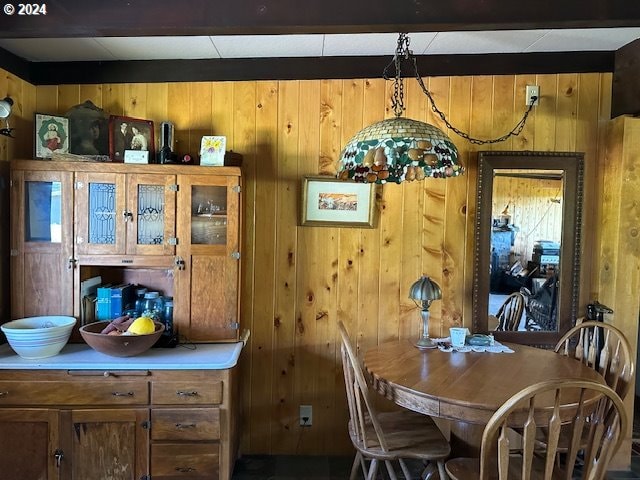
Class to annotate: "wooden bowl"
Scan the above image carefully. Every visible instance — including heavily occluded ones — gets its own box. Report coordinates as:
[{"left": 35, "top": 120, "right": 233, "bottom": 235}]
[{"left": 80, "top": 321, "right": 165, "bottom": 357}]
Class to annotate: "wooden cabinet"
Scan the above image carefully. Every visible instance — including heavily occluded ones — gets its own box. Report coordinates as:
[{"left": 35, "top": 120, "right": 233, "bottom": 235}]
[
  {"left": 10, "top": 168, "right": 74, "bottom": 318},
  {"left": 0, "top": 367, "right": 238, "bottom": 480},
  {"left": 62, "top": 408, "right": 149, "bottom": 480},
  {"left": 0, "top": 409, "right": 60, "bottom": 479},
  {"left": 9, "top": 160, "right": 242, "bottom": 342}
]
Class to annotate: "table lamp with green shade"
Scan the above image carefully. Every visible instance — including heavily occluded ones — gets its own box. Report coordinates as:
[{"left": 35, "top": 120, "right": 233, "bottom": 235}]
[{"left": 409, "top": 275, "right": 442, "bottom": 349}]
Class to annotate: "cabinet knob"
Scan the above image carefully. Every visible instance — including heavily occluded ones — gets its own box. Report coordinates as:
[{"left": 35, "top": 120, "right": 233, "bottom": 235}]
[{"left": 123, "top": 210, "right": 134, "bottom": 222}]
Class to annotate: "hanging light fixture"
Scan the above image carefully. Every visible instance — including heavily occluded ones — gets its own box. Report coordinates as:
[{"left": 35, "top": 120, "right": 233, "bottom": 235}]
[
  {"left": 0, "top": 97, "right": 15, "bottom": 138},
  {"left": 337, "top": 34, "right": 536, "bottom": 184}
]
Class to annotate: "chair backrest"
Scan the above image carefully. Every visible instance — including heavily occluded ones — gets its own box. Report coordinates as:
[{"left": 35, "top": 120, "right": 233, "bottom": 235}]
[
  {"left": 555, "top": 320, "right": 635, "bottom": 400},
  {"left": 337, "top": 320, "right": 388, "bottom": 452},
  {"left": 495, "top": 292, "right": 525, "bottom": 331},
  {"left": 479, "top": 379, "right": 628, "bottom": 480}
]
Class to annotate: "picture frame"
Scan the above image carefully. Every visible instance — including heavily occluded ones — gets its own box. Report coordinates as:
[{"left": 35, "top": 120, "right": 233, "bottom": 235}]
[
  {"left": 300, "top": 175, "right": 378, "bottom": 228},
  {"left": 108, "top": 115, "right": 155, "bottom": 162},
  {"left": 65, "top": 100, "right": 109, "bottom": 158},
  {"left": 199, "top": 135, "right": 226, "bottom": 166},
  {"left": 34, "top": 113, "right": 69, "bottom": 159}
]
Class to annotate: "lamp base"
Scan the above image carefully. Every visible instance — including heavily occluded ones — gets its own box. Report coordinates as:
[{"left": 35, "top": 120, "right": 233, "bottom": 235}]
[{"left": 415, "top": 336, "right": 437, "bottom": 350}]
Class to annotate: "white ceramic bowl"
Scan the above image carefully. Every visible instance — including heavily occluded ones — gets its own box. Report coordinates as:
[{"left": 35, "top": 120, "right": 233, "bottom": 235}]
[{"left": 1, "top": 316, "right": 76, "bottom": 359}]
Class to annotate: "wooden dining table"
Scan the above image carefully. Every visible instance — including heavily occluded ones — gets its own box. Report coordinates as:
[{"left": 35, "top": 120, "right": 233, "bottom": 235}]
[{"left": 363, "top": 339, "right": 606, "bottom": 457}]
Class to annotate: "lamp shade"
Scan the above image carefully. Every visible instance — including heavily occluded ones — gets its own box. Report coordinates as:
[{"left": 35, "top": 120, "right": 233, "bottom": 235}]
[
  {"left": 337, "top": 117, "right": 462, "bottom": 184},
  {"left": 0, "top": 97, "right": 13, "bottom": 119},
  {"left": 408, "top": 275, "right": 442, "bottom": 306}
]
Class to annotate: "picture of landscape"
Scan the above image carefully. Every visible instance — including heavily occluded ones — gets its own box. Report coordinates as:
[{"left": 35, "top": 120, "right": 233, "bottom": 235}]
[{"left": 318, "top": 192, "right": 357, "bottom": 211}]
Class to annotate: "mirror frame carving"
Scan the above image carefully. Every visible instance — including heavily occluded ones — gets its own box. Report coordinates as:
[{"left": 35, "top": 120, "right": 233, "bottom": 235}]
[{"left": 472, "top": 151, "right": 584, "bottom": 346}]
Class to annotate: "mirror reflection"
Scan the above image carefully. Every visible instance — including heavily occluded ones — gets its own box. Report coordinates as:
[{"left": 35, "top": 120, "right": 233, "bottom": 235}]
[
  {"left": 488, "top": 170, "right": 563, "bottom": 332},
  {"left": 473, "top": 151, "right": 583, "bottom": 346}
]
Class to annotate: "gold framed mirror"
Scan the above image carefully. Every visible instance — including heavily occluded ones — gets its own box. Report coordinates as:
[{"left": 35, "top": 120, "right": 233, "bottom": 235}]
[{"left": 473, "top": 151, "right": 584, "bottom": 346}]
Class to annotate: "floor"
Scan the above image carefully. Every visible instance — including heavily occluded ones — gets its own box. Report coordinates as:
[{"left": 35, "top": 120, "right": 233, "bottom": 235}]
[
  {"left": 232, "top": 454, "right": 640, "bottom": 480},
  {"left": 231, "top": 403, "right": 640, "bottom": 479}
]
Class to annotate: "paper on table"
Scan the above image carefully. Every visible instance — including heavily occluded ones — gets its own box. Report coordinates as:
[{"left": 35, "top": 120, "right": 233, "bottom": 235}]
[{"left": 432, "top": 337, "right": 514, "bottom": 354}]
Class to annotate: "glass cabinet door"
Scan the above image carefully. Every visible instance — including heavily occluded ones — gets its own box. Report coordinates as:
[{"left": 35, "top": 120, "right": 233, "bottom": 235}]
[
  {"left": 75, "top": 172, "right": 176, "bottom": 256},
  {"left": 75, "top": 172, "right": 126, "bottom": 255},
  {"left": 127, "top": 174, "right": 176, "bottom": 256},
  {"left": 190, "top": 185, "right": 228, "bottom": 245}
]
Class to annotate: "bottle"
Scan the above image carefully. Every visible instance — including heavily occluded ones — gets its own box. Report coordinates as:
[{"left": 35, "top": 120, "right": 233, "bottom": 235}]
[
  {"left": 134, "top": 287, "right": 148, "bottom": 316},
  {"left": 162, "top": 296, "right": 174, "bottom": 337}
]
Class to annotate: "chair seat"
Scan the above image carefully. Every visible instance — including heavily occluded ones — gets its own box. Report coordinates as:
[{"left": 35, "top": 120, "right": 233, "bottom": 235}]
[
  {"left": 446, "top": 456, "right": 570, "bottom": 480},
  {"left": 350, "top": 408, "right": 450, "bottom": 461}
]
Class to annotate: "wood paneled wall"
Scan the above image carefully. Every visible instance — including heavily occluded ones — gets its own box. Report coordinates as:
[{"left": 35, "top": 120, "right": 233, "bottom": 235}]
[
  {"left": 0, "top": 71, "right": 614, "bottom": 455},
  {"left": 492, "top": 176, "right": 564, "bottom": 264}
]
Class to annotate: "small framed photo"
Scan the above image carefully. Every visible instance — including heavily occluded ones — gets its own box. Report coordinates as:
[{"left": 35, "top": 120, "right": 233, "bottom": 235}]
[
  {"left": 108, "top": 115, "right": 155, "bottom": 162},
  {"left": 200, "top": 136, "right": 226, "bottom": 166},
  {"left": 300, "top": 175, "right": 378, "bottom": 228},
  {"left": 34, "top": 113, "right": 69, "bottom": 159}
]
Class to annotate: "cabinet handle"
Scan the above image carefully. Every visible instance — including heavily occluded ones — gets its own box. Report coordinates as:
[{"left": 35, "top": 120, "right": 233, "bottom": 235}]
[
  {"left": 175, "top": 467, "right": 196, "bottom": 473},
  {"left": 176, "top": 390, "right": 198, "bottom": 397},
  {"left": 67, "top": 257, "right": 77, "bottom": 270},
  {"left": 174, "top": 256, "right": 186, "bottom": 271},
  {"left": 54, "top": 449, "right": 64, "bottom": 468},
  {"left": 175, "top": 423, "right": 196, "bottom": 429},
  {"left": 123, "top": 210, "right": 133, "bottom": 222},
  {"left": 111, "top": 391, "right": 134, "bottom": 397},
  {"left": 0, "top": 391, "right": 8, "bottom": 397}
]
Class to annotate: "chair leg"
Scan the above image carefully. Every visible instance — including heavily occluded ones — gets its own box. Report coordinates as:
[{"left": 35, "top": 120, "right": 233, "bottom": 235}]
[
  {"left": 436, "top": 460, "right": 448, "bottom": 480},
  {"left": 350, "top": 452, "right": 363, "bottom": 480},
  {"left": 384, "top": 460, "right": 398, "bottom": 480},
  {"left": 366, "top": 459, "right": 379, "bottom": 480},
  {"left": 398, "top": 458, "right": 412, "bottom": 479}
]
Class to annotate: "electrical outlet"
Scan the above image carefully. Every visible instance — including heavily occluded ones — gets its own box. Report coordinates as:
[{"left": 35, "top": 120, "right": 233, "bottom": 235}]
[
  {"left": 299, "top": 405, "right": 312, "bottom": 426},
  {"left": 525, "top": 85, "right": 539, "bottom": 106}
]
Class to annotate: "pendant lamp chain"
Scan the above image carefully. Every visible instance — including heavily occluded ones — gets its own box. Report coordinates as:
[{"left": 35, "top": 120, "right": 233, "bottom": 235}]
[{"left": 384, "top": 33, "right": 536, "bottom": 145}]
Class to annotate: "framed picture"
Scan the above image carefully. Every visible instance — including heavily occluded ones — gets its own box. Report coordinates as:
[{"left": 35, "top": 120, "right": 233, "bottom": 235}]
[
  {"left": 65, "top": 100, "right": 109, "bottom": 158},
  {"left": 200, "top": 135, "right": 226, "bottom": 166},
  {"left": 300, "top": 175, "right": 378, "bottom": 228},
  {"left": 34, "top": 113, "right": 69, "bottom": 159},
  {"left": 108, "top": 115, "right": 155, "bottom": 162}
]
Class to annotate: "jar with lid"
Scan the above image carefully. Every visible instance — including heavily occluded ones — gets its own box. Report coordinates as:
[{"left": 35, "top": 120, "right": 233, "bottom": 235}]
[
  {"left": 134, "top": 287, "right": 148, "bottom": 316},
  {"left": 142, "top": 291, "right": 163, "bottom": 322},
  {"left": 162, "top": 296, "right": 174, "bottom": 337}
]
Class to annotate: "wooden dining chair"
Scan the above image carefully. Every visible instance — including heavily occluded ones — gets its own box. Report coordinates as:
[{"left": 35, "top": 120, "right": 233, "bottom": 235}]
[
  {"left": 445, "top": 378, "right": 628, "bottom": 480},
  {"left": 494, "top": 292, "right": 525, "bottom": 331},
  {"left": 337, "top": 321, "right": 450, "bottom": 480},
  {"left": 554, "top": 320, "right": 634, "bottom": 400}
]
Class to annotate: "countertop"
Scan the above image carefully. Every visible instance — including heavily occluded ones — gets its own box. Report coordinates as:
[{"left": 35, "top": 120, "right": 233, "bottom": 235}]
[{"left": 0, "top": 341, "right": 244, "bottom": 370}]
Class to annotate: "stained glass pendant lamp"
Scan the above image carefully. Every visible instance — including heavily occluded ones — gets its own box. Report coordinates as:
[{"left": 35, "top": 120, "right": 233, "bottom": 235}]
[{"left": 337, "top": 34, "right": 462, "bottom": 184}]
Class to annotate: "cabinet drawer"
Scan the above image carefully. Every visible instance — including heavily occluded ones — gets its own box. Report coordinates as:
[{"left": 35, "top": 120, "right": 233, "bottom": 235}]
[
  {"left": 0, "top": 381, "right": 148, "bottom": 405},
  {"left": 151, "top": 408, "right": 220, "bottom": 441},
  {"left": 151, "top": 443, "right": 219, "bottom": 478},
  {"left": 152, "top": 381, "right": 222, "bottom": 405}
]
